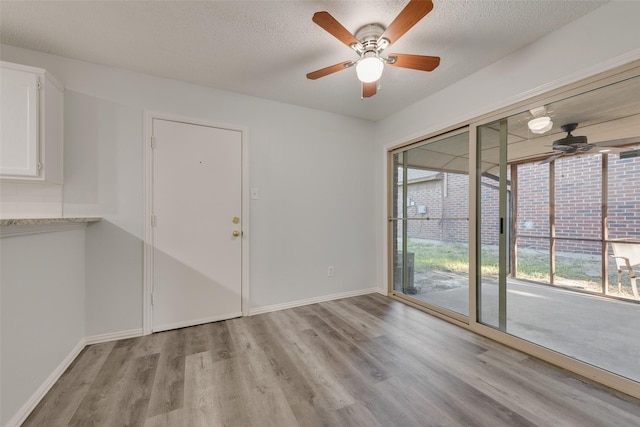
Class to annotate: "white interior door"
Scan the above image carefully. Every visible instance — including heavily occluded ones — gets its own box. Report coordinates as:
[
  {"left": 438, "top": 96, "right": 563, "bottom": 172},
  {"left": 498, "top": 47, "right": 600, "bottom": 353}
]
[{"left": 152, "top": 118, "right": 242, "bottom": 332}]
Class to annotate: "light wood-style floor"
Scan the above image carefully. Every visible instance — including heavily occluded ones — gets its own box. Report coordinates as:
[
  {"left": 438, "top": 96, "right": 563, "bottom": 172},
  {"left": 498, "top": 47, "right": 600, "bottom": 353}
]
[{"left": 24, "top": 294, "right": 640, "bottom": 426}]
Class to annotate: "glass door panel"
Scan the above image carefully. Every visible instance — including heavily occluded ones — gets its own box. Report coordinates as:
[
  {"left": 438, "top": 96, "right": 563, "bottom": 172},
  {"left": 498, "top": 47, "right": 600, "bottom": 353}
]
[
  {"left": 475, "top": 73, "right": 640, "bottom": 384},
  {"left": 390, "top": 131, "right": 470, "bottom": 318},
  {"left": 391, "top": 153, "right": 408, "bottom": 294},
  {"left": 476, "top": 120, "right": 507, "bottom": 331}
]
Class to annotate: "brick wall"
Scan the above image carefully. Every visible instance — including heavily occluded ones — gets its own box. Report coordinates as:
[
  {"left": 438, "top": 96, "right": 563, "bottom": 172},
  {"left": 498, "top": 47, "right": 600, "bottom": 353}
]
[
  {"left": 397, "top": 153, "right": 640, "bottom": 255},
  {"left": 398, "top": 173, "right": 470, "bottom": 243},
  {"left": 608, "top": 156, "right": 640, "bottom": 240},
  {"left": 518, "top": 154, "right": 640, "bottom": 254}
]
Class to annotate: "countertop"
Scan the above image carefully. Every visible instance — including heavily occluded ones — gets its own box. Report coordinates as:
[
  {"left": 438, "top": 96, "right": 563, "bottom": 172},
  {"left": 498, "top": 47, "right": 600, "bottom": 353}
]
[
  {"left": 0, "top": 217, "right": 102, "bottom": 237},
  {"left": 0, "top": 217, "right": 102, "bottom": 226}
]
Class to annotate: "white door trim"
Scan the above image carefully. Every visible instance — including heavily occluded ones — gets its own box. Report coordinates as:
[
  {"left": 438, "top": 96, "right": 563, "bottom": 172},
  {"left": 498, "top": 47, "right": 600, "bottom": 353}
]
[{"left": 142, "top": 111, "right": 250, "bottom": 335}]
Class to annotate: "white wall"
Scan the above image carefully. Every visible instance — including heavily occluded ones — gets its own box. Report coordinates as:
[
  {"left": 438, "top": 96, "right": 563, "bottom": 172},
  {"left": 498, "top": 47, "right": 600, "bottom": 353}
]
[
  {"left": 0, "top": 44, "right": 378, "bottom": 338},
  {"left": 372, "top": 1, "right": 640, "bottom": 292},
  {"left": 0, "top": 229, "right": 86, "bottom": 426},
  {"left": 0, "top": 182, "right": 63, "bottom": 218},
  {"left": 63, "top": 90, "right": 144, "bottom": 335}
]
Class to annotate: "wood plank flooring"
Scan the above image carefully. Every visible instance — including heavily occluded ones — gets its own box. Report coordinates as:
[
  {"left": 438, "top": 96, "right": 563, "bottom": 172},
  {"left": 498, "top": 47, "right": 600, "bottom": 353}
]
[{"left": 23, "top": 294, "right": 640, "bottom": 426}]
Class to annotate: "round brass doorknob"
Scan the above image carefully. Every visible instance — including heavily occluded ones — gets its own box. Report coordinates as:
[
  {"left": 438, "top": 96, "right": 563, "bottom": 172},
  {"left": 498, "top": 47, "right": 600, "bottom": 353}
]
[{"left": 232, "top": 230, "right": 240, "bottom": 237}]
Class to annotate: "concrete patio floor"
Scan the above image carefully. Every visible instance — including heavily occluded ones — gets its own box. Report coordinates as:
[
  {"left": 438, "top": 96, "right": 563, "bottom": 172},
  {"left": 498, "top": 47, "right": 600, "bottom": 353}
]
[{"left": 410, "top": 277, "right": 640, "bottom": 383}]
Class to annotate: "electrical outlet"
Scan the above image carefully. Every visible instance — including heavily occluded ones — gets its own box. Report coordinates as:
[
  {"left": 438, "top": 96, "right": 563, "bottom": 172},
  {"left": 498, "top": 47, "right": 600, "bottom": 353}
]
[{"left": 327, "top": 266, "right": 334, "bottom": 277}]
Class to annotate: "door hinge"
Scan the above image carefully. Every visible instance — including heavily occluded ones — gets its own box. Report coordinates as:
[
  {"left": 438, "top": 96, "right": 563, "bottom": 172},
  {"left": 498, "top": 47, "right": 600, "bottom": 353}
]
[
  {"left": 151, "top": 215, "right": 157, "bottom": 227},
  {"left": 37, "top": 162, "right": 42, "bottom": 170},
  {"left": 151, "top": 292, "right": 154, "bottom": 306},
  {"left": 151, "top": 136, "right": 156, "bottom": 149},
  {"left": 37, "top": 78, "right": 42, "bottom": 90}
]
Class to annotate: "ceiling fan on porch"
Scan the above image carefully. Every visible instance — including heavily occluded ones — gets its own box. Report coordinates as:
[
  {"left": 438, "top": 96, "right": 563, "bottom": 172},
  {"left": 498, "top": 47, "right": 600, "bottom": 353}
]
[
  {"left": 540, "top": 123, "right": 639, "bottom": 164},
  {"left": 306, "top": 0, "right": 441, "bottom": 98}
]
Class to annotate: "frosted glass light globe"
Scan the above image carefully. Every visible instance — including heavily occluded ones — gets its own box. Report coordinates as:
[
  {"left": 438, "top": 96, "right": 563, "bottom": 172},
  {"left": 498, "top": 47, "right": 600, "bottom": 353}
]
[
  {"left": 528, "top": 116, "right": 553, "bottom": 134},
  {"left": 356, "top": 56, "right": 384, "bottom": 83}
]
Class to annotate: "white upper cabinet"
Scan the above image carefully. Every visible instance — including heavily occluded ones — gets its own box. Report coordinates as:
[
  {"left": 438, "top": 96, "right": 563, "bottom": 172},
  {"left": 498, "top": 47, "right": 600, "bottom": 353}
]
[{"left": 1, "top": 61, "right": 63, "bottom": 183}]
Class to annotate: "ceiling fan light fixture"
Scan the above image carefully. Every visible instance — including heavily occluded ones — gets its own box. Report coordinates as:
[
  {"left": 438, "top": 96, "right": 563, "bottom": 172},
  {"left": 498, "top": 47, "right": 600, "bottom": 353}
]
[
  {"left": 356, "top": 53, "right": 384, "bottom": 83},
  {"left": 307, "top": 2, "right": 438, "bottom": 97},
  {"left": 528, "top": 116, "right": 553, "bottom": 134}
]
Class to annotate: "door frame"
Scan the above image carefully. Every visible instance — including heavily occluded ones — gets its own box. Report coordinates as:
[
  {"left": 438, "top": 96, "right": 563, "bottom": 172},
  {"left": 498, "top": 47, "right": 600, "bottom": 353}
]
[{"left": 142, "top": 111, "right": 250, "bottom": 335}]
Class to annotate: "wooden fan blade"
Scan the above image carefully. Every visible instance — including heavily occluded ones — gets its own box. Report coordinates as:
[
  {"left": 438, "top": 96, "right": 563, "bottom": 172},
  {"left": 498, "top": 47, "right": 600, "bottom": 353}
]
[
  {"left": 313, "top": 11, "right": 359, "bottom": 49},
  {"left": 379, "top": 0, "right": 434, "bottom": 46},
  {"left": 362, "top": 81, "right": 377, "bottom": 98},
  {"left": 306, "top": 61, "right": 353, "bottom": 80},
  {"left": 387, "top": 54, "right": 440, "bottom": 71}
]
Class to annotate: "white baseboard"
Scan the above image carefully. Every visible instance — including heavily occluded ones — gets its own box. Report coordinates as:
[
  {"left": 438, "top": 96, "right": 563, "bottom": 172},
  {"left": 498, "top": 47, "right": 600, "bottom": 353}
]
[
  {"left": 5, "top": 337, "right": 86, "bottom": 427},
  {"left": 248, "top": 287, "right": 379, "bottom": 316},
  {"left": 6, "top": 328, "right": 144, "bottom": 426},
  {"left": 84, "top": 328, "right": 143, "bottom": 345}
]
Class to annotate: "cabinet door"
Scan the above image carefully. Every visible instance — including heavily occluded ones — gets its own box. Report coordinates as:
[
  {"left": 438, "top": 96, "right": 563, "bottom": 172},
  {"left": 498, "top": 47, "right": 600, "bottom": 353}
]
[{"left": 1, "top": 67, "right": 39, "bottom": 177}]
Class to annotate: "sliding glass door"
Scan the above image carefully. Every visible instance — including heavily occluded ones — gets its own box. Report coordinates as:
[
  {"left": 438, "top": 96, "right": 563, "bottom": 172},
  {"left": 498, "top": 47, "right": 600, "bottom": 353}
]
[
  {"left": 474, "top": 74, "right": 640, "bottom": 384},
  {"left": 388, "top": 63, "right": 640, "bottom": 398}
]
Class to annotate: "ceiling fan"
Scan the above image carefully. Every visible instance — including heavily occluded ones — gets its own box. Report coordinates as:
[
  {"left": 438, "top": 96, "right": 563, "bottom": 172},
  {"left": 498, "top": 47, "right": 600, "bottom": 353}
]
[
  {"left": 306, "top": 0, "right": 440, "bottom": 98},
  {"left": 540, "top": 123, "right": 640, "bottom": 164}
]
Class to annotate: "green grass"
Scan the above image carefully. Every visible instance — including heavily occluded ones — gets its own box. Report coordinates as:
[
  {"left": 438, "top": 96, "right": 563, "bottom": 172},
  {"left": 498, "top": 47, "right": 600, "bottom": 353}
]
[
  {"left": 404, "top": 239, "right": 630, "bottom": 295},
  {"left": 405, "top": 241, "right": 501, "bottom": 277},
  {"left": 406, "top": 241, "right": 471, "bottom": 274}
]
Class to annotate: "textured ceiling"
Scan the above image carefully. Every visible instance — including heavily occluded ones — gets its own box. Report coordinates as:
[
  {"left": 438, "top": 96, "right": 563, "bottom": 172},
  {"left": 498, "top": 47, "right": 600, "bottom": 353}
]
[{"left": 0, "top": 1, "right": 607, "bottom": 121}]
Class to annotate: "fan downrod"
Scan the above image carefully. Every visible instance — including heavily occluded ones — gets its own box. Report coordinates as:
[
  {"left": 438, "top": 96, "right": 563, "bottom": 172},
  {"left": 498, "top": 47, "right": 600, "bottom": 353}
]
[{"left": 561, "top": 123, "right": 579, "bottom": 134}]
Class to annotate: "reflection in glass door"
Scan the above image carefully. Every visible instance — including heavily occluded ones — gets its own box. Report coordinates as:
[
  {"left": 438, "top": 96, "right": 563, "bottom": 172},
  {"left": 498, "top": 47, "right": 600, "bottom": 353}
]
[{"left": 390, "top": 130, "right": 470, "bottom": 319}]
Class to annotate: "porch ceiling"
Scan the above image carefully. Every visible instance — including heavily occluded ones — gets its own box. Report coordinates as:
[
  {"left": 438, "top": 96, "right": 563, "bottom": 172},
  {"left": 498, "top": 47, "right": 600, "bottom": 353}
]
[{"left": 404, "top": 73, "right": 640, "bottom": 173}]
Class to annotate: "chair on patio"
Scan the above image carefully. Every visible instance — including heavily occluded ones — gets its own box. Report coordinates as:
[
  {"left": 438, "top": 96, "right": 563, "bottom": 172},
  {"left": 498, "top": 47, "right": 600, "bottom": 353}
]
[{"left": 610, "top": 241, "right": 640, "bottom": 300}]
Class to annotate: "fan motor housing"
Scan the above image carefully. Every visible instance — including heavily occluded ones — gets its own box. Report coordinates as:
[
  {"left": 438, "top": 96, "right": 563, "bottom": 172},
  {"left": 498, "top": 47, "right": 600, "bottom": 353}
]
[
  {"left": 553, "top": 123, "right": 588, "bottom": 147},
  {"left": 355, "top": 23, "right": 387, "bottom": 53},
  {"left": 554, "top": 135, "right": 588, "bottom": 146}
]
